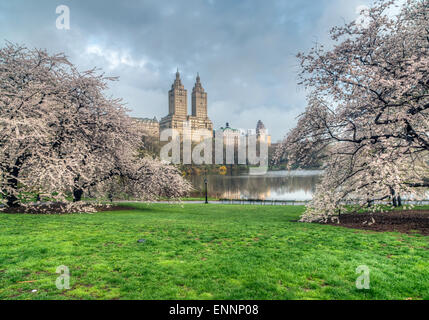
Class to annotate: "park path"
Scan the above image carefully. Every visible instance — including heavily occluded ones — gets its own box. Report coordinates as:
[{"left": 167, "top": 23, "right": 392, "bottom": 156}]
[
  {"left": 121, "top": 200, "right": 309, "bottom": 206},
  {"left": 121, "top": 199, "right": 429, "bottom": 206}
]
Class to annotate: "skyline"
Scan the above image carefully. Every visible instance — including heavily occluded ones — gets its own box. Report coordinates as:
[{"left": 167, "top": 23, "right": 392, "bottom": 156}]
[{"left": 0, "top": 0, "right": 377, "bottom": 140}]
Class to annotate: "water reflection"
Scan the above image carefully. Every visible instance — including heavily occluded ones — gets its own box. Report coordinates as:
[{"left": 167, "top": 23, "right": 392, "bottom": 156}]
[{"left": 188, "top": 170, "right": 323, "bottom": 200}]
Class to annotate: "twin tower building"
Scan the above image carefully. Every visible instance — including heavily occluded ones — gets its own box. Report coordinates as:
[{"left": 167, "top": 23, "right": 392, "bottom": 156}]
[
  {"left": 136, "top": 70, "right": 271, "bottom": 146},
  {"left": 159, "top": 70, "right": 213, "bottom": 140}
]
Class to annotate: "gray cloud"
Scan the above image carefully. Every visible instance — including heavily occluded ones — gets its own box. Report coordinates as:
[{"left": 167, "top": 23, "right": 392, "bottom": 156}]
[{"left": 0, "top": 0, "right": 372, "bottom": 141}]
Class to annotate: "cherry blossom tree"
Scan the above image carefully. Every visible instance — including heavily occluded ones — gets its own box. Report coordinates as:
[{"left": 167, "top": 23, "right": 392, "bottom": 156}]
[
  {"left": 0, "top": 43, "right": 69, "bottom": 207},
  {"left": 0, "top": 43, "right": 190, "bottom": 211},
  {"left": 276, "top": 0, "right": 429, "bottom": 222}
]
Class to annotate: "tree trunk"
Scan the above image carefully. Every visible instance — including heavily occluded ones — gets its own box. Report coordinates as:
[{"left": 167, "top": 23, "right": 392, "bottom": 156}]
[
  {"left": 73, "top": 188, "right": 84, "bottom": 202},
  {"left": 390, "top": 188, "right": 398, "bottom": 207},
  {"left": 397, "top": 196, "right": 402, "bottom": 207},
  {"left": 5, "top": 169, "right": 20, "bottom": 207},
  {"left": 6, "top": 193, "right": 19, "bottom": 207}
]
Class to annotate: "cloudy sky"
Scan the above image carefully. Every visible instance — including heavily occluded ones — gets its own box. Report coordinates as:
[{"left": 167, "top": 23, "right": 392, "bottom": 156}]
[{"left": 0, "top": 0, "right": 374, "bottom": 141}]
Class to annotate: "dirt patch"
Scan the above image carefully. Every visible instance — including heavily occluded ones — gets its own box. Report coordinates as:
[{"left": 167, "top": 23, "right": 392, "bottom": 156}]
[
  {"left": 0, "top": 203, "right": 136, "bottom": 214},
  {"left": 324, "top": 210, "right": 429, "bottom": 236},
  {"left": 96, "top": 205, "right": 137, "bottom": 212}
]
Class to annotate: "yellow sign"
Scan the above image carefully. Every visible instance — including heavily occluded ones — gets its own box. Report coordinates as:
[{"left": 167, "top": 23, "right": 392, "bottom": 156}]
[{"left": 219, "top": 166, "right": 227, "bottom": 175}]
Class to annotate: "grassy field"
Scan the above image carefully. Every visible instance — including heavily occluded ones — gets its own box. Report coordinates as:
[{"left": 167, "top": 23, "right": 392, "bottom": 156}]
[{"left": 0, "top": 203, "right": 428, "bottom": 300}]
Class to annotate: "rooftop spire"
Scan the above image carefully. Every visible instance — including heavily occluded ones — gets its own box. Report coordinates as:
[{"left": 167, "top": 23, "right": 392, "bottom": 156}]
[{"left": 172, "top": 68, "right": 184, "bottom": 89}]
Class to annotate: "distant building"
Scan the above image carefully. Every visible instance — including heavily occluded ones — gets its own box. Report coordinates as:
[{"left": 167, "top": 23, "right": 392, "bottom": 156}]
[
  {"left": 256, "top": 120, "right": 271, "bottom": 146},
  {"left": 256, "top": 120, "right": 266, "bottom": 136},
  {"left": 136, "top": 71, "right": 271, "bottom": 149},
  {"left": 219, "top": 122, "right": 241, "bottom": 146},
  {"left": 218, "top": 121, "right": 271, "bottom": 146},
  {"left": 160, "top": 70, "right": 213, "bottom": 141},
  {"left": 133, "top": 117, "right": 160, "bottom": 137}
]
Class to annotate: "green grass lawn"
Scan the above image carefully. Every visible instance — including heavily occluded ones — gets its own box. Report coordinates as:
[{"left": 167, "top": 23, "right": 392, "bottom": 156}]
[{"left": 0, "top": 203, "right": 428, "bottom": 300}]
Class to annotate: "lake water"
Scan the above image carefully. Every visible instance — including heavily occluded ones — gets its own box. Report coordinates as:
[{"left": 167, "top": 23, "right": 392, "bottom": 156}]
[{"left": 188, "top": 170, "right": 323, "bottom": 201}]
